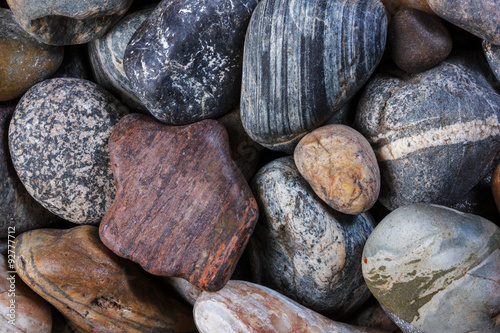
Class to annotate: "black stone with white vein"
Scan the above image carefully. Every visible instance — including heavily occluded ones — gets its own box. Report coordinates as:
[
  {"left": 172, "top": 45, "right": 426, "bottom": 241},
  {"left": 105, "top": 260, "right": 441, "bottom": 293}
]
[
  {"left": 124, "top": 0, "right": 258, "bottom": 125},
  {"left": 8, "top": 78, "right": 128, "bottom": 224},
  {"left": 354, "top": 52, "right": 500, "bottom": 211},
  {"left": 240, "top": 0, "right": 387, "bottom": 153},
  {"left": 249, "top": 156, "right": 375, "bottom": 318}
]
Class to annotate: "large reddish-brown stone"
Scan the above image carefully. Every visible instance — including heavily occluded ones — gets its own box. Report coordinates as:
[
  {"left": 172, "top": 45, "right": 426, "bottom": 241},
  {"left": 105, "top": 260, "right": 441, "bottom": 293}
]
[
  {"left": 100, "top": 114, "right": 259, "bottom": 292},
  {"left": 492, "top": 162, "right": 500, "bottom": 213}
]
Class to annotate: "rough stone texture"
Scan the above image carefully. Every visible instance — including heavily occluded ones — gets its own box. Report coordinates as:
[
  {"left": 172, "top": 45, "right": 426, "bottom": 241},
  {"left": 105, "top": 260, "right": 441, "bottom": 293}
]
[
  {"left": 194, "top": 280, "right": 390, "bottom": 333},
  {"left": 483, "top": 41, "right": 500, "bottom": 84},
  {"left": 427, "top": 0, "right": 500, "bottom": 45},
  {"left": 0, "top": 239, "right": 6, "bottom": 256},
  {"left": 0, "top": 255, "right": 52, "bottom": 332},
  {"left": 0, "top": 100, "right": 60, "bottom": 237},
  {"left": 218, "top": 108, "right": 262, "bottom": 181},
  {"left": 354, "top": 52, "right": 500, "bottom": 211},
  {"left": 163, "top": 277, "right": 202, "bottom": 306},
  {"left": 240, "top": 0, "right": 387, "bottom": 153},
  {"left": 493, "top": 162, "right": 500, "bottom": 213},
  {"left": 249, "top": 156, "right": 375, "bottom": 318},
  {"left": 388, "top": 8, "right": 452, "bottom": 73},
  {"left": 380, "top": 0, "right": 432, "bottom": 14},
  {"left": 362, "top": 203, "right": 500, "bottom": 333},
  {"left": 124, "top": 0, "right": 258, "bottom": 125},
  {"left": 294, "top": 124, "right": 380, "bottom": 215},
  {"left": 349, "top": 298, "right": 401, "bottom": 333},
  {"left": 89, "top": 7, "right": 153, "bottom": 111},
  {"left": 99, "top": 114, "right": 259, "bottom": 292},
  {"left": 51, "top": 45, "right": 93, "bottom": 80},
  {"left": 0, "top": 9, "right": 63, "bottom": 101},
  {"left": 8, "top": 78, "right": 128, "bottom": 224},
  {"left": 6, "top": 0, "right": 133, "bottom": 45},
  {"left": 14, "top": 226, "right": 197, "bottom": 333}
]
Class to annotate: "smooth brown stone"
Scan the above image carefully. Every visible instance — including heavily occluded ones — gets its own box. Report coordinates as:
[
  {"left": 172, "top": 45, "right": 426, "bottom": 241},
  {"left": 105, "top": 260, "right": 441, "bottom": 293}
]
[
  {"left": 294, "top": 124, "right": 380, "bottom": 215},
  {"left": 388, "top": 8, "right": 452, "bottom": 73},
  {"left": 194, "top": 280, "right": 390, "bottom": 333},
  {"left": 100, "top": 114, "right": 259, "bottom": 292},
  {"left": 14, "top": 226, "right": 196, "bottom": 333},
  {"left": 492, "top": 162, "right": 500, "bottom": 213},
  {"left": 0, "top": 255, "right": 52, "bottom": 332}
]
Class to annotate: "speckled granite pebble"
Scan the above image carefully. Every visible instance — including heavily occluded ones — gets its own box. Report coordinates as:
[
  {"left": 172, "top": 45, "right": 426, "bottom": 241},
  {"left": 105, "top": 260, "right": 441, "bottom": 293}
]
[
  {"left": 427, "top": 0, "right": 500, "bottom": 45},
  {"left": 0, "top": 8, "right": 63, "bottom": 101},
  {"left": 388, "top": 8, "right": 452, "bottom": 73},
  {"left": 89, "top": 7, "right": 153, "bottom": 111},
  {"left": 1, "top": 255, "right": 52, "bottom": 332},
  {"left": 249, "top": 156, "right": 375, "bottom": 317},
  {"left": 124, "top": 0, "right": 258, "bottom": 124},
  {"left": 362, "top": 203, "right": 500, "bottom": 333},
  {"left": 483, "top": 41, "right": 500, "bottom": 84},
  {"left": 240, "top": 0, "right": 387, "bottom": 153},
  {"left": 14, "top": 226, "right": 197, "bottom": 333},
  {"left": 8, "top": 78, "right": 128, "bottom": 224},
  {"left": 6, "top": 0, "right": 134, "bottom": 45},
  {"left": 294, "top": 124, "right": 380, "bottom": 215},
  {"left": 194, "top": 280, "right": 390, "bottom": 333},
  {"left": 355, "top": 52, "right": 500, "bottom": 210},
  {"left": 0, "top": 100, "right": 59, "bottom": 237}
]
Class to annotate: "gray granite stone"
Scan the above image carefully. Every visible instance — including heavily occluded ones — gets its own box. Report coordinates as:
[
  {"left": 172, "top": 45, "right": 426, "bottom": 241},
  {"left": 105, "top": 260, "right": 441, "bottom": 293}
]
[
  {"left": 355, "top": 52, "right": 500, "bottom": 211},
  {"left": 6, "top": 0, "right": 133, "bottom": 45},
  {"left": 362, "top": 203, "right": 500, "bottom": 333},
  {"left": 124, "top": 0, "right": 258, "bottom": 125},
  {"left": 8, "top": 78, "right": 128, "bottom": 224},
  {"left": 249, "top": 156, "right": 375, "bottom": 318},
  {"left": 89, "top": 7, "right": 154, "bottom": 111},
  {"left": 240, "top": 0, "right": 387, "bottom": 153}
]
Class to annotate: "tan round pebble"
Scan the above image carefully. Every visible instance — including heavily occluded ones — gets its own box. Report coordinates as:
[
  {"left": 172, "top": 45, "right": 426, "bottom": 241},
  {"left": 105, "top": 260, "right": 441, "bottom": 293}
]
[
  {"left": 492, "top": 162, "right": 500, "bottom": 212},
  {"left": 294, "top": 124, "right": 380, "bottom": 215}
]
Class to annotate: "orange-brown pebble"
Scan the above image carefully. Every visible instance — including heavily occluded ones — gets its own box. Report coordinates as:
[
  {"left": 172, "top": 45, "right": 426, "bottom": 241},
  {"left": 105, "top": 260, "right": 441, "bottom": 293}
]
[
  {"left": 294, "top": 124, "right": 380, "bottom": 215},
  {"left": 492, "top": 162, "right": 500, "bottom": 212}
]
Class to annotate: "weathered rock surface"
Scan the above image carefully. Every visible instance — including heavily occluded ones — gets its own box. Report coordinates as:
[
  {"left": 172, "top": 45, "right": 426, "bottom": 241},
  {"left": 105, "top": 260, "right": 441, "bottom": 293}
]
[
  {"left": 89, "top": 7, "right": 153, "bottom": 111},
  {"left": 0, "top": 9, "right": 63, "bottom": 101},
  {"left": 355, "top": 52, "right": 500, "bottom": 210},
  {"left": 99, "top": 114, "right": 259, "bottom": 292},
  {"left": 294, "top": 124, "right": 380, "bottom": 214},
  {"left": 14, "top": 226, "right": 197, "bottom": 333},
  {"left": 194, "top": 280, "right": 390, "bottom": 333},
  {"left": 483, "top": 41, "right": 500, "bottom": 84},
  {"left": 8, "top": 78, "right": 128, "bottom": 224},
  {"left": 124, "top": 0, "right": 258, "bottom": 124},
  {"left": 0, "top": 254, "right": 52, "bottom": 332},
  {"left": 388, "top": 8, "right": 452, "bottom": 73},
  {"left": 250, "top": 156, "right": 375, "bottom": 317},
  {"left": 6, "top": 0, "right": 133, "bottom": 45},
  {"left": 427, "top": 0, "right": 500, "bottom": 45},
  {"left": 240, "top": 0, "right": 387, "bottom": 153},
  {"left": 362, "top": 203, "right": 500, "bottom": 333}
]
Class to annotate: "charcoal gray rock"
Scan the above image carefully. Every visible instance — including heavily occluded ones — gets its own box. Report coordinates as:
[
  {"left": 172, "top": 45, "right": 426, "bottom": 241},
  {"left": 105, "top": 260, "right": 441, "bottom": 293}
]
[{"left": 483, "top": 41, "right": 500, "bottom": 84}]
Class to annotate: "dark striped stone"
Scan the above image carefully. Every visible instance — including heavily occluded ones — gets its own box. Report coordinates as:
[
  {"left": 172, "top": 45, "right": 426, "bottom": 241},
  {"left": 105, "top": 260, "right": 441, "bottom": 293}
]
[
  {"left": 14, "top": 226, "right": 197, "bottom": 333},
  {"left": 8, "top": 78, "right": 128, "bottom": 224},
  {"left": 6, "top": 0, "right": 133, "bottom": 45},
  {"left": 99, "top": 114, "right": 259, "bottom": 292},
  {"left": 249, "top": 156, "right": 375, "bottom": 318},
  {"left": 483, "top": 41, "right": 500, "bottom": 84},
  {"left": 240, "top": 0, "right": 387, "bottom": 153},
  {"left": 123, "top": 0, "right": 258, "bottom": 125},
  {"left": 354, "top": 52, "right": 500, "bottom": 211}
]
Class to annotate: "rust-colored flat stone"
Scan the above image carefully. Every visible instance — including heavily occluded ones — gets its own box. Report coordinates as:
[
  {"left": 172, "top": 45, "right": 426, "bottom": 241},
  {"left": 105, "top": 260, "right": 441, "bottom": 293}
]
[{"left": 99, "top": 114, "right": 259, "bottom": 292}]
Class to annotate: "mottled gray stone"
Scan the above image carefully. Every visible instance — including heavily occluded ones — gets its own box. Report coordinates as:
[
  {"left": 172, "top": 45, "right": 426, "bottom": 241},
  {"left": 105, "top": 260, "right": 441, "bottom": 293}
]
[
  {"left": 354, "top": 52, "right": 500, "bottom": 211},
  {"left": 8, "top": 78, "right": 128, "bottom": 224},
  {"left": 427, "top": 0, "right": 500, "bottom": 45},
  {"left": 362, "top": 203, "right": 500, "bottom": 333},
  {"left": 240, "top": 0, "right": 387, "bottom": 153},
  {"left": 124, "top": 0, "right": 258, "bottom": 125},
  {"left": 0, "top": 100, "right": 59, "bottom": 237},
  {"left": 6, "top": 0, "right": 133, "bottom": 45},
  {"left": 483, "top": 41, "right": 500, "bottom": 84},
  {"left": 249, "top": 156, "right": 375, "bottom": 318},
  {"left": 0, "top": 8, "right": 63, "bottom": 102},
  {"left": 89, "top": 7, "right": 154, "bottom": 111}
]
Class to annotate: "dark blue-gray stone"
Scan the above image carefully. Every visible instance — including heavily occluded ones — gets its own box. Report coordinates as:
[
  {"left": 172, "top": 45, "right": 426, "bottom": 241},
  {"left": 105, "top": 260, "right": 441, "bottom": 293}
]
[
  {"left": 354, "top": 52, "right": 500, "bottom": 211},
  {"left": 483, "top": 41, "right": 500, "bottom": 85},
  {"left": 240, "top": 0, "right": 387, "bottom": 153},
  {"left": 124, "top": 0, "right": 258, "bottom": 125},
  {"left": 248, "top": 156, "right": 375, "bottom": 318}
]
